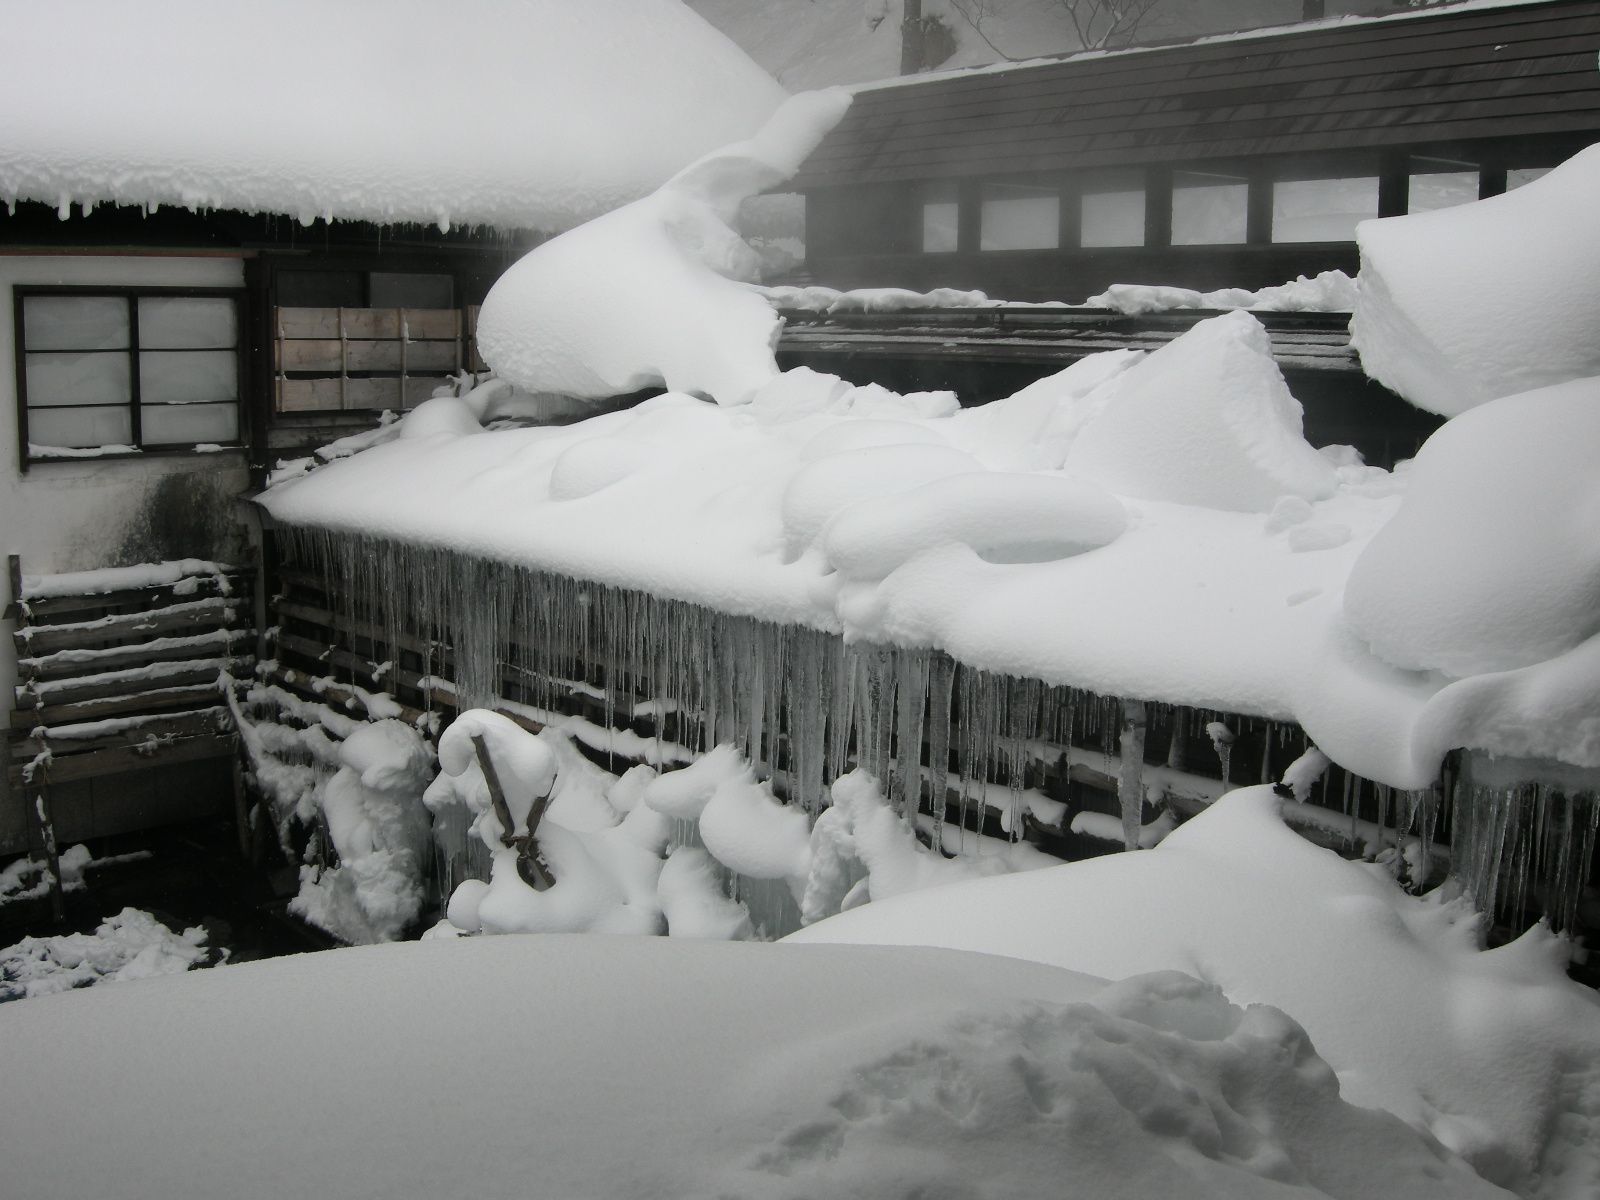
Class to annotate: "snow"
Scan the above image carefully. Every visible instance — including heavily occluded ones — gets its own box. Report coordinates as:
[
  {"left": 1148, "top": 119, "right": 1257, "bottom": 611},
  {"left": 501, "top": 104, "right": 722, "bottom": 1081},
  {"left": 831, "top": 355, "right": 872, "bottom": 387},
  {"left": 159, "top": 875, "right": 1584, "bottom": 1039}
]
[
  {"left": 1345, "top": 376, "right": 1600, "bottom": 678},
  {"left": 289, "top": 719, "right": 435, "bottom": 945},
  {"left": 1061, "top": 310, "right": 1338, "bottom": 513},
  {"left": 0, "top": 0, "right": 788, "bottom": 234},
  {"left": 257, "top": 297, "right": 1596, "bottom": 785},
  {"left": 1, "top": 907, "right": 214, "bottom": 1001},
  {"left": 759, "top": 271, "right": 1358, "bottom": 315},
  {"left": 1084, "top": 271, "right": 1360, "bottom": 316},
  {"left": 791, "top": 787, "right": 1600, "bottom": 1198},
  {"left": 20, "top": 557, "right": 230, "bottom": 601},
  {"left": 475, "top": 89, "right": 852, "bottom": 406},
  {"left": 1351, "top": 144, "right": 1600, "bottom": 418},
  {"left": 0, "top": 933, "right": 1517, "bottom": 1199}
]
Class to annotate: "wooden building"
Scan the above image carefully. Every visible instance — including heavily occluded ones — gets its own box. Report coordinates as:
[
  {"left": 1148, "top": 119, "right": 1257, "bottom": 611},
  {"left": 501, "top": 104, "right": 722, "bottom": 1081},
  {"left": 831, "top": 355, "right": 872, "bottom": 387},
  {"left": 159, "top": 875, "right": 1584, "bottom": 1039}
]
[{"left": 791, "top": 0, "right": 1600, "bottom": 300}]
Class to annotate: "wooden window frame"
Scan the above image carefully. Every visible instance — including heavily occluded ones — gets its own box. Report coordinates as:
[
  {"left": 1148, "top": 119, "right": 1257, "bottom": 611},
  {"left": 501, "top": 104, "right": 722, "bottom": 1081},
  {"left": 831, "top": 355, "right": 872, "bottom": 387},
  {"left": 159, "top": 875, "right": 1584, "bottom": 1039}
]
[{"left": 14, "top": 284, "right": 247, "bottom": 470}]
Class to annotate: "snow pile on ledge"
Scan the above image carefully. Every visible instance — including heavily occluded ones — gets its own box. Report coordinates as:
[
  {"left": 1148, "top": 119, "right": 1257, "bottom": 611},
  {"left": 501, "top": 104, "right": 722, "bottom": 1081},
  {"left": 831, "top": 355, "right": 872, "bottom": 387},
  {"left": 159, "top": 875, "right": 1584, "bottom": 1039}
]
[
  {"left": 1350, "top": 144, "right": 1600, "bottom": 417},
  {"left": 0, "top": 0, "right": 786, "bottom": 232},
  {"left": 1, "top": 908, "right": 215, "bottom": 1001},
  {"left": 1084, "top": 270, "right": 1359, "bottom": 315},
  {"left": 0, "top": 935, "right": 1512, "bottom": 1199},
  {"left": 757, "top": 269, "right": 1359, "bottom": 315},
  {"left": 476, "top": 89, "right": 851, "bottom": 405},
  {"left": 791, "top": 787, "right": 1600, "bottom": 1199},
  {"left": 259, "top": 302, "right": 1597, "bottom": 784}
]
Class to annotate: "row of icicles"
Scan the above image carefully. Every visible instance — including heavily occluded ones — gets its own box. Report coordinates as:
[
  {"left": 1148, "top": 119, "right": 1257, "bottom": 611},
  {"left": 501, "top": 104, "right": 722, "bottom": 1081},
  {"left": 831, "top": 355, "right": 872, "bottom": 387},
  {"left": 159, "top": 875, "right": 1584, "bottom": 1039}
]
[{"left": 274, "top": 525, "right": 1599, "bottom": 936}]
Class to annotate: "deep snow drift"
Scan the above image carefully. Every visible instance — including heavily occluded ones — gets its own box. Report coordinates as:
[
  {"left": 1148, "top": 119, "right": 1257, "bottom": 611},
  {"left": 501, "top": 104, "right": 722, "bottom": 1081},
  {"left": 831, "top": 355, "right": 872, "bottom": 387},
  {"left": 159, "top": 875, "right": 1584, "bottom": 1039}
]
[
  {"left": 475, "top": 89, "right": 852, "bottom": 404},
  {"left": 0, "top": 934, "right": 1514, "bottom": 1200},
  {"left": 1350, "top": 144, "right": 1600, "bottom": 417},
  {"left": 791, "top": 787, "right": 1600, "bottom": 1199},
  {"left": 0, "top": 0, "right": 786, "bottom": 232}
]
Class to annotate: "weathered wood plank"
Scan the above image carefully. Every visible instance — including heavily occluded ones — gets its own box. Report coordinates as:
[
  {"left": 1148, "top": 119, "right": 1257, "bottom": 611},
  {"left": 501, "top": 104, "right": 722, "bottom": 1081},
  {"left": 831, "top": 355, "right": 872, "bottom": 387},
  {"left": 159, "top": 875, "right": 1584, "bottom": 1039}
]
[
  {"left": 277, "top": 339, "right": 461, "bottom": 373},
  {"left": 11, "top": 685, "right": 225, "bottom": 731},
  {"left": 276, "top": 377, "right": 343, "bottom": 412},
  {"left": 276, "top": 306, "right": 462, "bottom": 340},
  {"left": 18, "top": 629, "right": 253, "bottom": 682},
  {"left": 15, "top": 707, "right": 229, "bottom": 757},
  {"left": 14, "top": 597, "right": 242, "bottom": 656},
  {"left": 6, "top": 732, "right": 235, "bottom": 788},
  {"left": 19, "top": 571, "right": 246, "bottom": 621},
  {"left": 14, "top": 656, "right": 252, "bottom": 709}
]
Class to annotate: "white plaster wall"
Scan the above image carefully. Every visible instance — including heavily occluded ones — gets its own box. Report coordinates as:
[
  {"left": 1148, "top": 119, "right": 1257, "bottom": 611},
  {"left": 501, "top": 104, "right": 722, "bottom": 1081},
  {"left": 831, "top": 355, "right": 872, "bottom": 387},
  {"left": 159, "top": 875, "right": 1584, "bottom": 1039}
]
[{"left": 1, "top": 253, "right": 251, "bottom": 828}]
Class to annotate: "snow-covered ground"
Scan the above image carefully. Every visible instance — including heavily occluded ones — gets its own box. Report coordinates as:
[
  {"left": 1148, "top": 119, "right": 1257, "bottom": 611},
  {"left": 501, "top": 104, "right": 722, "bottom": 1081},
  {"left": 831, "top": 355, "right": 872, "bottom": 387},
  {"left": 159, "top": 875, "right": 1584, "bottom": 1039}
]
[
  {"left": 0, "top": 931, "right": 1523, "bottom": 1200},
  {"left": 1, "top": 907, "right": 215, "bottom": 1002}
]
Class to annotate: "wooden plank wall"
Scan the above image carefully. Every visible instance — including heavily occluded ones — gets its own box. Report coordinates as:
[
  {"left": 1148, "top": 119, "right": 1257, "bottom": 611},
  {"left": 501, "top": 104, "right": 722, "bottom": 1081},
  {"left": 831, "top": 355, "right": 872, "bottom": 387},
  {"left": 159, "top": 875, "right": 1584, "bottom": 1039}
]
[
  {"left": 7, "top": 559, "right": 253, "bottom": 829},
  {"left": 795, "top": 0, "right": 1600, "bottom": 185},
  {"left": 274, "top": 305, "right": 488, "bottom": 414}
]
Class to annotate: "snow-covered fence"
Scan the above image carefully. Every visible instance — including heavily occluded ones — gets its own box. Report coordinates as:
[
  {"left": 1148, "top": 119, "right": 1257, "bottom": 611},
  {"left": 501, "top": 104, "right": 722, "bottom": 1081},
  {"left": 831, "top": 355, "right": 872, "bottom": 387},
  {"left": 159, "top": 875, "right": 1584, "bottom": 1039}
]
[
  {"left": 4, "top": 558, "right": 254, "bottom": 899},
  {"left": 253, "top": 526, "right": 1600, "bottom": 940}
]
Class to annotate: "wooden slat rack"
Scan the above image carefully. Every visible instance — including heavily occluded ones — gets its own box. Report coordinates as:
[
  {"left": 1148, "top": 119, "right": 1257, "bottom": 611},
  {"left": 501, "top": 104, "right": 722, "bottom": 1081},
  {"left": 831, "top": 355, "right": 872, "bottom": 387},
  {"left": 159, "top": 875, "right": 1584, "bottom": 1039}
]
[{"left": 6, "top": 557, "right": 255, "bottom": 904}]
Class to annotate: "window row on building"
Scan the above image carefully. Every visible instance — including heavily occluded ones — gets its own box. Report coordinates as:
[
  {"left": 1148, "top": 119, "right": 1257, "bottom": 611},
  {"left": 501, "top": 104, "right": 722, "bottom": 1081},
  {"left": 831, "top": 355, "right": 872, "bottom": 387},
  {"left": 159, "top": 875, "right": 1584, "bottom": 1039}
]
[{"left": 916, "top": 159, "right": 1552, "bottom": 255}]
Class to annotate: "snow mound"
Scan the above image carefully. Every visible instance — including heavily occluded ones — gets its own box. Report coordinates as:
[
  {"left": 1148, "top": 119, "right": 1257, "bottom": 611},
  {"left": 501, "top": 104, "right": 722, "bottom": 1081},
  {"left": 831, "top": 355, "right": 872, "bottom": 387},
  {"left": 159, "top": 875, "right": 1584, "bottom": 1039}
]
[
  {"left": 474, "top": 89, "right": 851, "bottom": 407},
  {"left": 0, "top": 0, "right": 786, "bottom": 232},
  {"left": 1064, "top": 311, "right": 1337, "bottom": 513},
  {"left": 0, "top": 935, "right": 1510, "bottom": 1200},
  {"left": 289, "top": 719, "right": 433, "bottom": 945},
  {"left": 1, "top": 908, "right": 213, "bottom": 1001},
  {"left": 790, "top": 786, "right": 1600, "bottom": 1197},
  {"left": 822, "top": 471, "right": 1126, "bottom": 581},
  {"left": 1350, "top": 144, "right": 1600, "bottom": 417},
  {"left": 1085, "top": 270, "right": 1359, "bottom": 315},
  {"left": 781, "top": 441, "right": 981, "bottom": 558},
  {"left": 1345, "top": 376, "right": 1600, "bottom": 677}
]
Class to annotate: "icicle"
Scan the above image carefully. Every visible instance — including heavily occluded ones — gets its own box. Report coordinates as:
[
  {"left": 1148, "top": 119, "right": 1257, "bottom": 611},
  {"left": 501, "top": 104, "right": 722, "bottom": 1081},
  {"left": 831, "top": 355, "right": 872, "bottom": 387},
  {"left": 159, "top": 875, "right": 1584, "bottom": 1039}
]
[
  {"left": 1118, "top": 700, "right": 1147, "bottom": 851},
  {"left": 892, "top": 649, "right": 929, "bottom": 821},
  {"left": 925, "top": 654, "right": 954, "bottom": 853},
  {"left": 1206, "top": 721, "right": 1235, "bottom": 787}
]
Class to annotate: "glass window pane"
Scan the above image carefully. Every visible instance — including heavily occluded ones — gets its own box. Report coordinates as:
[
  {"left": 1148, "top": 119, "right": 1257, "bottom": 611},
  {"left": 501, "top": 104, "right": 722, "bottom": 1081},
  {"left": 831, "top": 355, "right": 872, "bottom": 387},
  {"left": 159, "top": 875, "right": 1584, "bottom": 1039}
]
[
  {"left": 140, "top": 350, "right": 238, "bottom": 405},
  {"left": 28, "top": 406, "right": 133, "bottom": 450},
  {"left": 25, "top": 351, "right": 131, "bottom": 407},
  {"left": 369, "top": 272, "right": 454, "bottom": 309},
  {"left": 1271, "top": 177, "right": 1379, "bottom": 242},
  {"left": 23, "top": 296, "right": 129, "bottom": 351},
  {"left": 980, "top": 183, "right": 1059, "bottom": 251},
  {"left": 1507, "top": 167, "right": 1551, "bottom": 191},
  {"left": 1172, "top": 178, "right": 1248, "bottom": 245},
  {"left": 923, "top": 202, "right": 959, "bottom": 251},
  {"left": 138, "top": 297, "right": 237, "bottom": 349},
  {"left": 1409, "top": 171, "right": 1478, "bottom": 213},
  {"left": 140, "top": 402, "right": 239, "bottom": 445},
  {"left": 1081, "top": 190, "right": 1145, "bottom": 248}
]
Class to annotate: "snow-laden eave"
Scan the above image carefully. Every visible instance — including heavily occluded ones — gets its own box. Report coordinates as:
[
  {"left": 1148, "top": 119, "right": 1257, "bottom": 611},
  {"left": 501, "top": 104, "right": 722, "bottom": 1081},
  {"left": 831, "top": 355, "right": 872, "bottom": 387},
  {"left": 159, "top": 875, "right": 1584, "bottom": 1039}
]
[
  {"left": 0, "top": 0, "right": 790, "bottom": 238},
  {"left": 0, "top": 168, "right": 628, "bottom": 241},
  {"left": 852, "top": 0, "right": 1571, "bottom": 94}
]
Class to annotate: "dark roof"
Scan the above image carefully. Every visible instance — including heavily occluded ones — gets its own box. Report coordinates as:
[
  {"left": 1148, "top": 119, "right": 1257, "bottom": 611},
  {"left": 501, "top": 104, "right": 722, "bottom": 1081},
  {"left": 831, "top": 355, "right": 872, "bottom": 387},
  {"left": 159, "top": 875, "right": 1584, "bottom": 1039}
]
[{"left": 792, "top": 0, "right": 1600, "bottom": 188}]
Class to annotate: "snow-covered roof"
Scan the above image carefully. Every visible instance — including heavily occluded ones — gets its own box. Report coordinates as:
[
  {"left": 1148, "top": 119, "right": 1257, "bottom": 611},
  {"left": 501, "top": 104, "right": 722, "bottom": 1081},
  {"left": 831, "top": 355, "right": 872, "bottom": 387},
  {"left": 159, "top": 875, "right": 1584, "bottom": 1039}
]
[{"left": 0, "top": 0, "right": 787, "bottom": 233}]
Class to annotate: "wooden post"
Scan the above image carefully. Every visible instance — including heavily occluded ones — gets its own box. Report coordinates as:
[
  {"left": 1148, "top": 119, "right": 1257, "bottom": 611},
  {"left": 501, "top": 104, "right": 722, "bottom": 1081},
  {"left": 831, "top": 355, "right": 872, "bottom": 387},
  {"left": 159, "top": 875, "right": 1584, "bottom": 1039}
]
[
  {"left": 901, "top": 0, "right": 924, "bottom": 75},
  {"left": 470, "top": 733, "right": 518, "bottom": 847},
  {"left": 1118, "top": 699, "right": 1147, "bottom": 851},
  {"left": 32, "top": 782, "right": 65, "bottom": 922}
]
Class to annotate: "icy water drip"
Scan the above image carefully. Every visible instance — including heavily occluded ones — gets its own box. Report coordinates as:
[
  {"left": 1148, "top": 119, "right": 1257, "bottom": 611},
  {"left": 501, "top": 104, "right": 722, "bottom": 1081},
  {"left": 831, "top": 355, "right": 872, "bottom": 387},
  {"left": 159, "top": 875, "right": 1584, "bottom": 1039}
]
[{"left": 275, "top": 525, "right": 1599, "bottom": 938}]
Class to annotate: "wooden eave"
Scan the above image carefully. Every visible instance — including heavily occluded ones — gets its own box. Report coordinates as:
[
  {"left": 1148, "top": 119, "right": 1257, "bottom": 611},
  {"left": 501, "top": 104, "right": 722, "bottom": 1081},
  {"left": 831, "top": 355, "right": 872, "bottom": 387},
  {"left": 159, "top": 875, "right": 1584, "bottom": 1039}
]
[{"left": 792, "top": 0, "right": 1600, "bottom": 187}]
